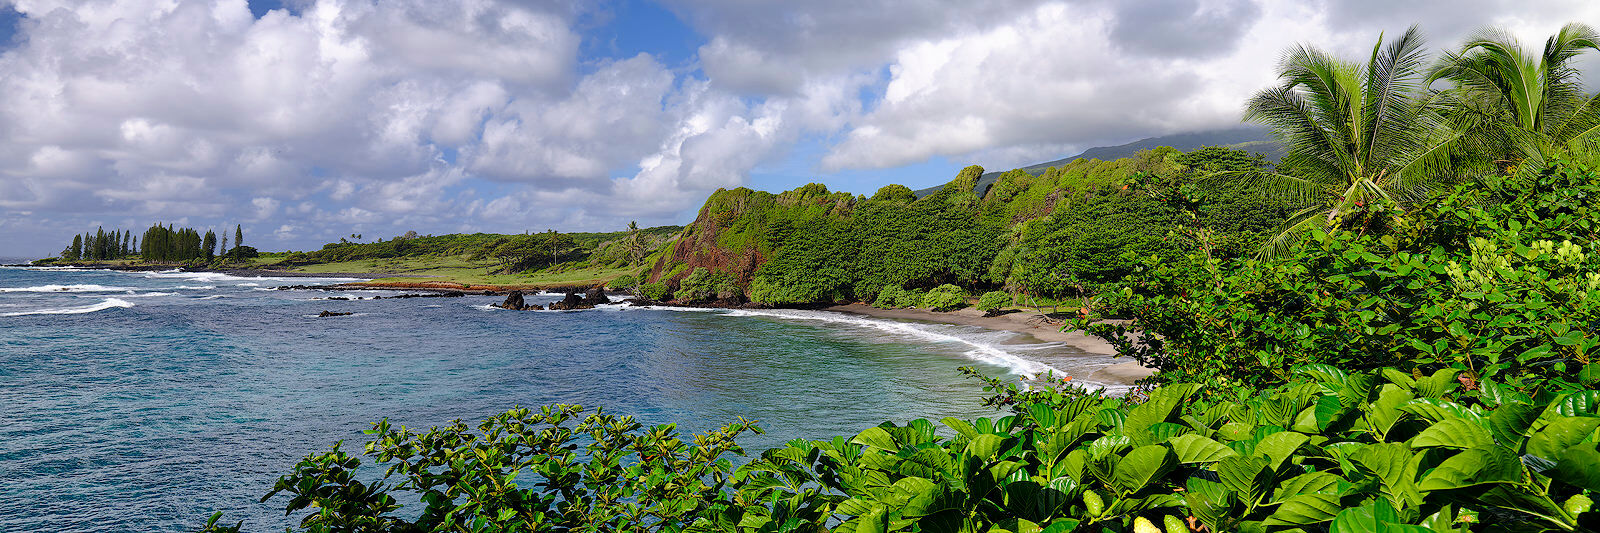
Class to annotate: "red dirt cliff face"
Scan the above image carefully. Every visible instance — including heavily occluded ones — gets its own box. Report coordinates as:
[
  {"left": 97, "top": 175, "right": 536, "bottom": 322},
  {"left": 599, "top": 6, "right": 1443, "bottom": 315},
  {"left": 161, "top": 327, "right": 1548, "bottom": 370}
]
[{"left": 645, "top": 188, "right": 772, "bottom": 288}]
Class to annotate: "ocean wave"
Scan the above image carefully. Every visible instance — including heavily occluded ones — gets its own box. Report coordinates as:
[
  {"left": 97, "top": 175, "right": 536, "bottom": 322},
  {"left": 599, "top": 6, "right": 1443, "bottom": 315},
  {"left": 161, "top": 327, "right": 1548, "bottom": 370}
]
[
  {"left": 1, "top": 298, "right": 135, "bottom": 317},
  {"left": 0, "top": 283, "right": 135, "bottom": 293},
  {"left": 80, "top": 292, "right": 175, "bottom": 298},
  {"left": 722, "top": 308, "right": 1063, "bottom": 377},
  {"left": 176, "top": 285, "right": 218, "bottom": 290},
  {"left": 197, "top": 295, "right": 226, "bottom": 300}
]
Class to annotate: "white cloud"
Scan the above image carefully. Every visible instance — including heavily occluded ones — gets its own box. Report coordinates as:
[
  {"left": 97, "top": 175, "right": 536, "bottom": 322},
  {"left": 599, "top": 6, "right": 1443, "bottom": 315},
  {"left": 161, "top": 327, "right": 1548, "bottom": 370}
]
[{"left": 3, "top": 0, "right": 1600, "bottom": 256}]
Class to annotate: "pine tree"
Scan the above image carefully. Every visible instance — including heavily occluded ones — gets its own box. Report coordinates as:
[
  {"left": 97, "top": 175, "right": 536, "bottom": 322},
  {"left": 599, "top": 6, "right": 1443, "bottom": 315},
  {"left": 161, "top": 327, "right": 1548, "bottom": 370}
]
[
  {"left": 203, "top": 230, "right": 217, "bottom": 260},
  {"left": 220, "top": 233, "right": 228, "bottom": 261},
  {"left": 69, "top": 234, "right": 83, "bottom": 260},
  {"left": 235, "top": 225, "right": 243, "bottom": 251}
]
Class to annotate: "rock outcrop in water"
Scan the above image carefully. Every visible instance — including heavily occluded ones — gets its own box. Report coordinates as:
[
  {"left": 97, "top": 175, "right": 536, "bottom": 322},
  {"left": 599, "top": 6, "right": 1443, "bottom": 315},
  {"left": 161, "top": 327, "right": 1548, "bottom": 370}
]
[
  {"left": 581, "top": 286, "right": 608, "bottom": 305},
  {"left": 317, "top": 310, "right": 353, "bottom": 317},
  {"left": 493, "top": 290, "right": 544, "bottom": 311},
  {"left": 546, "top": 291, "right": 593, "bottom": 310}
]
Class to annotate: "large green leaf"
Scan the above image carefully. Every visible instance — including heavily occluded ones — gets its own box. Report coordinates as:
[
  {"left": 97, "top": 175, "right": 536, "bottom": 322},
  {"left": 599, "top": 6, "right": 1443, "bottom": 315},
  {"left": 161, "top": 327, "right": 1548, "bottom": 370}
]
[
  {"left": 1526, "top": 417, "right": 1600, "bottom": 461},
  {"left": 1487, "top": 402, "right": 1540, "bottom": 448},
  {"left": 1329, "top": 498, "right": 1402, "bottom": 533},
  {"left": 966, "top": 433, "right": 1009, "bottom": 461},
  {"left": 1256, "top": 431, "right": 1309, "bottom": 471},
  {"left": 1409, "top": 418, "right": 1493, "bottom": 449},
  {"left": 1217, "top": 455, "right": 1273, "bottom": 505},
  {"left": 1112, "top": 445, "right": 1178, "bottom": 495},
  {"left": 1550, "top": 445, "right": 1600, "bottom": 492},
  {"left": 852, "top": 427, "right": 898, "bottom": 451},
  {"left": 1263, "top": 493, "right": 1342, "bottom": 527},
  {"left": 1552, "top": 390, "right": 1600, "bottom": 418},
  {"left": 1168, "top": 434, "right": 1237, "bottom": 464},
  {"left": 1350, "top": 443, "right": 1421, "bottom": 509},
  {"left": 1400, "top": 398, "right": 1481, "bottom": 423},
  {"left": 1416, "top": 446, "right": 1523, "bottom": 491},
  {"left": 1271, "top": 472, "right": 1341, "bottom": 503}
]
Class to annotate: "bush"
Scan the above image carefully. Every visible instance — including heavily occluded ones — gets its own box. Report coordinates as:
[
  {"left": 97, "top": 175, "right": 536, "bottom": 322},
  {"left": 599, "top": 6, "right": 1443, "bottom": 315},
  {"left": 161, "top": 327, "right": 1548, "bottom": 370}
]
[
  {"left": 872, "top": 285, "right": 905, "bottom": 308},
  {"left": 639, "top": 282, "right": 670, "bottom": 301},
  {"left": 1086, "top": 160, "right": 1600, "bottom": 390},
  {"left": 608, "top": 274, "right": 638, "bottom": 292},
  {"left": 918, "top": 284, "right": 966, "bottom": 311},
  {"left": 896, "top": 288, "right": 923, "bottom": 308},
  {"left": 674, "top": 267, "right": 718, "bottom": 302},
  {"left": 975, "top": 290, "right": 1011, "bottom": 313},
  {"left": 216, "top": 367, "right": 1600, "bottom": 533}
]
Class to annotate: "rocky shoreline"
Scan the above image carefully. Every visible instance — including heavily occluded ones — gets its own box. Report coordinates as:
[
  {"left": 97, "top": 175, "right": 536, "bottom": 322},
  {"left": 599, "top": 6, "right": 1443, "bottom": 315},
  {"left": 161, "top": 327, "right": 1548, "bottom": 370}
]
[{"left": 15, "top": 260, "right": 1155, "bottom": 387}]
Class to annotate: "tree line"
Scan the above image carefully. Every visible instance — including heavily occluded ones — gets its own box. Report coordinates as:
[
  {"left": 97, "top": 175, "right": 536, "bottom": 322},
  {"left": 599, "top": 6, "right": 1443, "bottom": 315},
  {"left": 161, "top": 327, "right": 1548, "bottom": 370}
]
[{"left": 57, "top": 223, "right": 247, "bottom": 262}]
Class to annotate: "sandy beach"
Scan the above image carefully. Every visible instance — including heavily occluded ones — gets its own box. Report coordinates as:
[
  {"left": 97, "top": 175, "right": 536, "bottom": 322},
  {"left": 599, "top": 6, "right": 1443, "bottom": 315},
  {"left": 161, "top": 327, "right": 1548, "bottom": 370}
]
[{"left": 822, "top": 303, "right": 1156, "bottom": 386}]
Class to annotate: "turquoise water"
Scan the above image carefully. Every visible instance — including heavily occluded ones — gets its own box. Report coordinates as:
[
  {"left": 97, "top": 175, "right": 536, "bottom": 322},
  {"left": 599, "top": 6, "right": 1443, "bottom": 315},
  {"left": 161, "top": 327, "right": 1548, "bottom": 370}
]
[{"left": 0, "top": 266, "right": 1109, "bottom": 532}]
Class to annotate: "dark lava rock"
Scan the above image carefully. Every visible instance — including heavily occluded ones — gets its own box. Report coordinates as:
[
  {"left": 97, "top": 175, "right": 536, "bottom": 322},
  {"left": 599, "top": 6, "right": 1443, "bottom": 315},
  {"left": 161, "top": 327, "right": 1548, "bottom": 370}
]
[
  {"left": 547, "top": 291, "right": 594, "bottom": 310},
  {"left": 318, "top": 310, "right": 353, "bottom": 317},
  {"left": 492, "top": 290, "right": 544, "bottom": 311},
  {"left": 495, "top": 290, "right": 527, "bottom": 310},
  {"left": 581, "top": 287, "right": 608, "bottom": 305}
]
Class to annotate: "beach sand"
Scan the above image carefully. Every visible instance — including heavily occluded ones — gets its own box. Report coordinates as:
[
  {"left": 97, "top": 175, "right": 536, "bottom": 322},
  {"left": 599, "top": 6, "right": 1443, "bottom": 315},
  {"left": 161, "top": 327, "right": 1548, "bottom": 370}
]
[{"left": 822, "top": 303, "right": 1156, "bottom": 386}]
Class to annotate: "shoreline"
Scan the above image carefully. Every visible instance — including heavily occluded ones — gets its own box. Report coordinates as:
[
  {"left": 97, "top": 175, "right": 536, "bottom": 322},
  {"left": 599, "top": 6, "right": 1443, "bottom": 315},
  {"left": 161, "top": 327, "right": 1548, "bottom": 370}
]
[
  {"left": 819, "top": 303, "right": 1155, "bottom": 387},
  {"left": 13, "top": 261, "right": 1156, "bottom": 386}
]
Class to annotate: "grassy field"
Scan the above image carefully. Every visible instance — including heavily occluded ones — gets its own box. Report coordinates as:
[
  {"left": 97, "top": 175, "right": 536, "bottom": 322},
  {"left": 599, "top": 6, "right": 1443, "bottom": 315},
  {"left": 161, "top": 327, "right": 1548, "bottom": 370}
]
[{"left": 268, "top": 254, "right": 638, "bottom": 288}]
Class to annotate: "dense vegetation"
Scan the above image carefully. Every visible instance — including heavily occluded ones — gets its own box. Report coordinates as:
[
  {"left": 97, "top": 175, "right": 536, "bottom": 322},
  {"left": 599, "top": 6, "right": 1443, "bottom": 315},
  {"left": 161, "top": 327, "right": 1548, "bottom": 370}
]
[
  {"left": 271, "top": 224, "right": 679, "bottom": 276},
  {"left": 50, "top": 223, "right": 250, "bottom": 263},
  {"left": 203, "top": 22, "right": 1600, "bottom": 532},
  {"left": 645, "top": 146, "right": 1291, "bottom": 306}
]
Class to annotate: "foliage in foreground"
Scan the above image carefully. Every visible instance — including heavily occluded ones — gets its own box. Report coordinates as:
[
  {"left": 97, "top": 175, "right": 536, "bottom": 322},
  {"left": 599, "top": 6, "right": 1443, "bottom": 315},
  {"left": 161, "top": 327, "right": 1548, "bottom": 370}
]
[
  {"left": 1084, "top": 159, "right": 1600, "bottom": 391},
  {"left": 206, "top": 366, "right": 1600, "bottom": 533}
]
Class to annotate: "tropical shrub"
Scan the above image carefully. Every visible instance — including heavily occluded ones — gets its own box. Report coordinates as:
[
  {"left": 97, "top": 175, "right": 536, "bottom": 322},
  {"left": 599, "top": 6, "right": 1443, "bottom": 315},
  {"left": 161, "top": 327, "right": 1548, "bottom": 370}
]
[
  {"left": 214, "top": 367, "right": 1600, "bottom": 533},
  {"left": 609, "top": 273, "right": 638, "bottom": 293},
  {"left": 873, "top": 285, "right": 906, "bottom": 308},
  {"left": 639, "top": 282, "right": 670, "bottom": 301},
  {"left": 675, "top": 267, "right": 736, "bottom": 302},
  {"left": 976, "top": 290, "right": 1012, "bottom": 314},
  {"left": 1086, "top": 160, "right": 1600, "bottom": 390},
  {"left": 920, "top": 284, "right": 967, "bottom": 311},
  {"left": 224, "top": 406, "right": 758, "bottom": 532}
]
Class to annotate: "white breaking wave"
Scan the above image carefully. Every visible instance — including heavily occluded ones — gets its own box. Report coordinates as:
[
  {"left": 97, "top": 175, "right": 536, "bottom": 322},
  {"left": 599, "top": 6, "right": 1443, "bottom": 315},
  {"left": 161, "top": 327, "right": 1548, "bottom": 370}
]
[
  {"left": 197, "top": 295, "right": 226, "bottom": 300},
  {"left": 0, "top": 284, "right": 134, "bottom": 293},
  {"left": 2, "top": 298, "right": 135, "bottom": 317},
  {"left": 176, "top": 285, "right": 218, "bottom": 290},
  {"left": 722, "top": 308, "right": 1062, "bottom": 378}
]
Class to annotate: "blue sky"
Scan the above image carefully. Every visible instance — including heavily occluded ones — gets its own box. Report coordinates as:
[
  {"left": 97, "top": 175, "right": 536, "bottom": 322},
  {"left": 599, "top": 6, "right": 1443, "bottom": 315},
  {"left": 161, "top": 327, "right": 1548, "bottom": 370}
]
[{"left": 1, "top": 0, "right": 1595, "bottom": 256}]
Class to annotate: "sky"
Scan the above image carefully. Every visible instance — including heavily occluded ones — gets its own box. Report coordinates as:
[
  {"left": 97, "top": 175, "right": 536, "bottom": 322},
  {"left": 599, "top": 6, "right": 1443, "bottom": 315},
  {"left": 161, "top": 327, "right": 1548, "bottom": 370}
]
[{"left": 1, "top": 0, "right": 1599, "bottom": 256}]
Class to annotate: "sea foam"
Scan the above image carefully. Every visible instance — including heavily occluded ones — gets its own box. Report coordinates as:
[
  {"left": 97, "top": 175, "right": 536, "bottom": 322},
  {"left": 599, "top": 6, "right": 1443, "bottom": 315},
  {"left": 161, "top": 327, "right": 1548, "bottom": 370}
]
[
  {"left": 0, "top": 284, "right": 134, "bottom": 293},
  {"left": 2, "top": 298, "right": 135, "bottom": 317}
]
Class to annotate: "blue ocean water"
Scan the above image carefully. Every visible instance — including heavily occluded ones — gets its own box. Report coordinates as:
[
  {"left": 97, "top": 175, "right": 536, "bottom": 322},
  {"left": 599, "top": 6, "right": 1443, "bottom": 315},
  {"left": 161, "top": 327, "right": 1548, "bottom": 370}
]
[{"left": 0, "top": 266, "right": 1111, "bottom": 532}]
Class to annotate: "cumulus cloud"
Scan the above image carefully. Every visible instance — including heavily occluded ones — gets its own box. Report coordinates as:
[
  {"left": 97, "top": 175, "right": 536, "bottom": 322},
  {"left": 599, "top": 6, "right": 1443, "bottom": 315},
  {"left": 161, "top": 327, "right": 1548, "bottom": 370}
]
[{"left": 3, "top": 0, "right": 1600, "bottom": 255}]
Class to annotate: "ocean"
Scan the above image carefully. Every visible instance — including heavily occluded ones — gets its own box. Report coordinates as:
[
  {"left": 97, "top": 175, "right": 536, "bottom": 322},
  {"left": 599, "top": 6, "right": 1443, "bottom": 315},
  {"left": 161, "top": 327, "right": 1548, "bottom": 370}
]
[{"left": 0, "top": 265, "right": 1112, "bottom": 532}]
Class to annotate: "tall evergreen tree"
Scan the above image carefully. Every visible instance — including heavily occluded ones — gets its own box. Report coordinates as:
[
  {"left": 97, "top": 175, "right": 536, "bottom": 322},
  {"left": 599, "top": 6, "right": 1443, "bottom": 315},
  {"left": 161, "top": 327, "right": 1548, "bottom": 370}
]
[
  {"left": 69, "top": 234, "right": 82, "bottom": 260},
  {"left": 203, "top": 230, "right": 217, "bottom": 260},
  {"left": 235, "top": 225, "right": 243, "bottom": 252}
]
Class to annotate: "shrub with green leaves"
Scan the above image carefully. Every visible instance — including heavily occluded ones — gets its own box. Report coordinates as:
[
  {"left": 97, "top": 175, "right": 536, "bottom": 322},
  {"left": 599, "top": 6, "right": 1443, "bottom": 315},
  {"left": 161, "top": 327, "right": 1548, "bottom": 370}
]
[
  {"left": 608, "top": 273, "right": 638, "bottom": 292},
  {"left": 874, "top": 285, "right": 906, "bottom": 308},
  {"left": 1084, "top": 160, "right": 1600, "bottom": 390},
  {"left": 639, "top": 281, "right": 670, "bottom": 301},
  {"left": 976, "top": 290, "right": 1012, "bottom": 314},
  {"left": 212, "top": 366, "right": 1600, "bottom": 533},
  {"left": 920, "top": 284, "right": 967, "bottom": 311}
]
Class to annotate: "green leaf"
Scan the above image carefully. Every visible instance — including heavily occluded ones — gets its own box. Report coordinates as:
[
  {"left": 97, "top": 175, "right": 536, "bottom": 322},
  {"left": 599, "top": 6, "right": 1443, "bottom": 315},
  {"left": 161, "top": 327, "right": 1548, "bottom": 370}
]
[
  {"left": 1400, "top": 398, "right": 1480, "bottom": 423},
  {"left": 1488, "top": 402, "right": 1540, "bottom": 448},
  {"left": 1329, "top": 498, "right": 1401, "bottom": 533},
  {"left": 1217, "top": 455, "right": 1272, "bottom": 505},
  {"left": 966, "top": 433, "right": 1009, "bottom": 460},
  {"left": 1168, "top": 434, "right": 1237, "bottom": 464},
  {"left": 1550, "top": 445, "right": 1600, "bottom": 492},
  {"left": 1527, "top": 417, "right": 1600, "bottom": 461},
  {"left": 1040, "top": 519, "right": 1081, "bottom": 533},
  {"left": 1271, "top": 472, "right": 1341, "bottom": 503},
  {"left": 1255, "top": 431, "right": 1309, "bottom": 471},
  {"left": 1410, "top": 418, "right": 1493, "bottom": 449},
  {"left": 852, "top": 427, "right": 898, "bottom": 451},
  {"left": 1112, "top": 445, "right": 1178, "bottom": 495},
  {"left": 1264, "top": 493, "right": 1341, "bottom": 527},
  {"left": 1417, "top": 446, "right": 1524, "bottom": 491}
]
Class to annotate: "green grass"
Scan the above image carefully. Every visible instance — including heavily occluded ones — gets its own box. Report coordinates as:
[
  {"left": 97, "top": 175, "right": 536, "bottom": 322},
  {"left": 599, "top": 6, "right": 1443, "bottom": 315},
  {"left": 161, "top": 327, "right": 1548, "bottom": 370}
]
[{"left": 262, "top": 254, "right": 639, "bottom": 288}]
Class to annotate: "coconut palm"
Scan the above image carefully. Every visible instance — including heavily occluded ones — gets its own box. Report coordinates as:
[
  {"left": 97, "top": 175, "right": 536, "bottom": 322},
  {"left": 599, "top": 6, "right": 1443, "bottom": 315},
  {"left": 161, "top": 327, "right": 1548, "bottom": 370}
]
[
  {"left": 1431, "top": 23, "right": 1600, "bottom": 173},
  {"left": 1233, "top": 26, "right": 1474, "bottom": 255}
]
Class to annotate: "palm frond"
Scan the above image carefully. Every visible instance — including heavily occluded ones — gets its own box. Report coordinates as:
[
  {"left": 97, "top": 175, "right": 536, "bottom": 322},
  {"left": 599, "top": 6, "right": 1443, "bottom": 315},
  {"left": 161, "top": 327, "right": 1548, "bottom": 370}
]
[{"left": 1255, "top": 204, "right": 1331, "bottom": 260}]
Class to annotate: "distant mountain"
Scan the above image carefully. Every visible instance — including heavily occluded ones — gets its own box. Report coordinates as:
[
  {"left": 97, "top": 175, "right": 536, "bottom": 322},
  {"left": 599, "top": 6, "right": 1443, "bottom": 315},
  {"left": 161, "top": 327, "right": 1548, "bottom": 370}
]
[{"left": 915, "top": 126, "right": 1282, "bottom": 196}]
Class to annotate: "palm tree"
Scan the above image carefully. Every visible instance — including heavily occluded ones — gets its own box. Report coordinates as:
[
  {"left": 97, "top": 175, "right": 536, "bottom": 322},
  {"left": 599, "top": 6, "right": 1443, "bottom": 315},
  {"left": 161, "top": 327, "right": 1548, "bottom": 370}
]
[
  {"left": 1431, "top": 23, "right": 1600, "bottom": 173},
  {"left": 626, "top": 221, "right": 644, "bottom": 266},
  {"left": 1234, "top": 26, "right": 1474, "bottom": 255}
]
